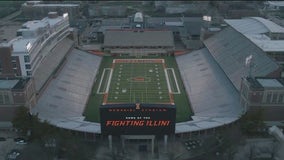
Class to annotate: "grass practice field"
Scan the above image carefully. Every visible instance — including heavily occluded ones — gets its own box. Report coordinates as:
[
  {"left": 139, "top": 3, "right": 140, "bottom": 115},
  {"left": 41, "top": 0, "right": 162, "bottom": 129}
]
[{"left": 84, "top": 56, "right": 192, "bottom": 123}]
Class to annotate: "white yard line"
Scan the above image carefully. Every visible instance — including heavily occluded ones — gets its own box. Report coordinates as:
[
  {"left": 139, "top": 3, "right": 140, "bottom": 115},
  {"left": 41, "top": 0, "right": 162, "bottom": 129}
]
[
  {"left": 106, "top": 68, "right": 113, "bottom": 93},
  {"left": 170, "top": 68, "right": 181, "bottom": 94},
  {"left": 165, "top": 68, "right": 181, "bottom": 94},
  {"left": 164, "top": 68, "right": 172, "bottom": 93},
  {"left": 96, "top": 68, "right": 112, "bottom": 94}
]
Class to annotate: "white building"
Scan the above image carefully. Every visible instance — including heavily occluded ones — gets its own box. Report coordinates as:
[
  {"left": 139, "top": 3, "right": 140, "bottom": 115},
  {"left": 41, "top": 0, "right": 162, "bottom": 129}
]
[
  {"left": 11, "top": 12, "right": 70, "bottom": 77},
  {"left": 224, "top": 17, "right": 284, "bottom": 65},
  {"left": 264, "top": 1, "right": 284, "bottom": 11}
]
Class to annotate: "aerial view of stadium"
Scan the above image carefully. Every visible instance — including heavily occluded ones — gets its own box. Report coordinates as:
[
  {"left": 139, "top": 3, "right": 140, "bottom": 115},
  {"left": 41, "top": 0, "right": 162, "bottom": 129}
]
[{"left": 2, "top": 1, "right": 284, "bottom": 160}]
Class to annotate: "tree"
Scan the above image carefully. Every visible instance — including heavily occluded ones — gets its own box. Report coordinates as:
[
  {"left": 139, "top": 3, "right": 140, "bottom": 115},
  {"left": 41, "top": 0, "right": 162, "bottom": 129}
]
[
  {"left": 12, "top": 106, "right": 57, "bottom": 140},
  {"left": 12, "top": 106, "right": 32, "bottom": 135},
  {"left": 240, "top": 109, "right": 265, "bottom": 136}
]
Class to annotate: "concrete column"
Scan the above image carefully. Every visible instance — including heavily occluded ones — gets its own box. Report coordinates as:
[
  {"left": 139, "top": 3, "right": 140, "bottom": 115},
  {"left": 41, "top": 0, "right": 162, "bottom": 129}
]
[
  {"left": 151, "top": 137, "right": 155, "bottom": 156},
  {"left": 121, "top": 136, "right": 125, "bottom": 153},
  {"left": 108, "top": 135, "right": 112, "bottom": 151},
  {"left": 164, "top": 135, "right": 168, "bottom": 153}
]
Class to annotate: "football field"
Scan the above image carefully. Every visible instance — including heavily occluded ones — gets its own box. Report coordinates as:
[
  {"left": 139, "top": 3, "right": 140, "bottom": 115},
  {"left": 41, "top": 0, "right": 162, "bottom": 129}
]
[
  {"left": 84, "top": 56, "right": 192, "bottom": 123},
  {"left": 97, "top": 59, "right": 176, "bottom": 104}
]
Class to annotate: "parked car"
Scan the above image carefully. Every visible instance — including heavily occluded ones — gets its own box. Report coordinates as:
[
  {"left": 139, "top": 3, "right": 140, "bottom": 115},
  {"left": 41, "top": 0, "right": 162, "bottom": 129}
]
[
  {"left": 0, "top": 137, "right": 6, "bottom": 141},
  {"left": 14, "top": 137, "right": 27, "bottom": 145},
  {"left": 6, "top": 149, "right": 21, "bottom": 160}
]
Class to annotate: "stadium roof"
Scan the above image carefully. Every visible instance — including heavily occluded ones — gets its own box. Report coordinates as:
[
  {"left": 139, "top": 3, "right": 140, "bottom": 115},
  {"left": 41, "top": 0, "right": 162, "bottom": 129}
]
[
  {"left": 103, "top": 30, "right": 174, "bottom": 47},
  {"left": 32, "top": 49, "right": 102, "bottom": 133},
  {"left": 224, "top": 17, "right": 284, "bottom": 52},
  {"left": 175, "top": 48, "right": 243, "bottom": 133},
  {"left": 245, "top": 34, "right": 284, "bottom": 52},
  {"left": 204, "top": 27, "right": 280, "bottom": 90},
  {"left": 225, "top": 17, "right": 284, "bottom": 34}
]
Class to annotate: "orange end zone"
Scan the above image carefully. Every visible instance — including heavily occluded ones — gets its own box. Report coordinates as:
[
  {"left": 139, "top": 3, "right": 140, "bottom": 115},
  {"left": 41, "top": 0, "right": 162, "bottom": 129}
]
[
  {"left": 103, "top": 93, "right": 108, "bottom": 104},
  {"left": 113, "top": 59, "right": 164, "bottom": 64},
  {"left": 169, "top": 93, "right": 175, "bottom": 104},
  {"left": 89, "top": 50, "right": 105, "bottom": 56},
  {"left": 174, "top": 50, "right": 190, "bottom": 56}
]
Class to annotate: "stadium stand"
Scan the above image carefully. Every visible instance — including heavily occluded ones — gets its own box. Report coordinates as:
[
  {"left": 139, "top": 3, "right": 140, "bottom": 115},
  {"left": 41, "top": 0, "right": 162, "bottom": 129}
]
[
  {"left": 203, "top": 27, "right": 281, "bottom": 90},
  {"left": 103, "top": 30, "right": 174, "bottom": 55},
  {"left": 175, "top": 48, "right": 243, "bottom": 133},
  {"left": 34, "top": 38, "right": 74, "bottom": 93},
  {"left": 32, "top": 49, "right": 102, "bottom": 132}
]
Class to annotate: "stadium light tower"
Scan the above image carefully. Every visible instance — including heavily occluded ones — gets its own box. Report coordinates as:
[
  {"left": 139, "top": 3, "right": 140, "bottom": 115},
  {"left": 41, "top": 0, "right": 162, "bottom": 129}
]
[
  {"left": 245, "top": 54, "right": 253, "bottom": 78},
  {"left": 203, "top": 15, "right": 211, "bottom": 29},
  {"left": 203, "top": 15, "right": 212, "bottom": 22}
]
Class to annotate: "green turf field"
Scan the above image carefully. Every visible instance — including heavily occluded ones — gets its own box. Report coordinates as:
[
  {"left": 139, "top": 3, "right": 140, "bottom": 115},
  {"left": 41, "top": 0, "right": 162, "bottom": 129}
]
[
  {"left": 100, "top": 59, "right": 172, "bottom": 104},
  {"left": 83, "top": 56, "right": 193, "bottom": 123}
]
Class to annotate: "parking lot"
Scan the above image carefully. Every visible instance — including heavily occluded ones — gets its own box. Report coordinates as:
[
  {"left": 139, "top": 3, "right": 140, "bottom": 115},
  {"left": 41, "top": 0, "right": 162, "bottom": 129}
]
[{"left": 0, "top": 130, "right": 24, "bottom": 160}]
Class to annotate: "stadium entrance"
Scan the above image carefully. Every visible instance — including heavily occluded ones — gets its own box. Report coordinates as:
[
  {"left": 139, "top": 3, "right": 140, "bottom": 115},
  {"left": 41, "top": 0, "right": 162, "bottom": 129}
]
[
  {"left": 107, "top": 135, "right": 169, "bottom": 156},
  {"left": 121, "top": 135, "right": 155, "bottom": 155}
]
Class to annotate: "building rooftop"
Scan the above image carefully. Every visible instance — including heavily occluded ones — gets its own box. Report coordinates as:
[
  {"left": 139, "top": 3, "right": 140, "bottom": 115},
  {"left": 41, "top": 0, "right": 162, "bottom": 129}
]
[
  {"left": 257, "top": 78, "right": 284, "bottom": 88},
  {"left": 225, "top": 17, "right": 284, "bottom": 52},
  {"left": 0, "top": 42, "right": 12, "bottom": 47},
  {"left": 43, "top": 16, "right": 64, "bottom": 27},
  {"left": 0, "top": 80, "right": 19, "bottom": 89},
  {"left": 164, "top": 21, "right": 184, "bottom": 27},
  {"left": 184, "top": 20, "right": 203, "bottom": 35},
  {"left": 104, "top": 30, "right": 174, "bottom": 47},
  {"left": 21, "top": 20, "right": 48, "bottom": 31},
  {"left": 11, "top": 37, "right": 36, "bottom": 53},
  {"left": 225, "top": 17, "right": 284, "bottom": 34},
  {"left": 23, "top": 2, "right": 79, "bottom": 7},
  {"left": 267, "top": 1, "right": 284, "bottom": 7},
  {"left": 11, "top": 13, "right": 67, "bottom": 53},
  {"left": 245, "top": 77, "right": 284, "bottom": 90},
  {"left": 13, "top": 78, "right": 31, "bottom": 90}
]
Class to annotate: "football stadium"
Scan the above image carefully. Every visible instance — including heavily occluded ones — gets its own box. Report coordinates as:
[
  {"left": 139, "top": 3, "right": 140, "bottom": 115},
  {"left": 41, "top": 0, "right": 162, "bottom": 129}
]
[
  {"left": 3, "top": 3, "right": 284, "bottom": 159},
  {"left": 32, "top": 14, "right": 246, "bottom": 138}
]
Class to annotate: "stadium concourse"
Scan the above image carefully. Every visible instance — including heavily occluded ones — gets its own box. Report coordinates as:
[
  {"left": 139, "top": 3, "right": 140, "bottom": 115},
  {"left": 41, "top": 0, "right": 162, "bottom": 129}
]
[{"left": 31, "top": 47, "right": 243, "bottom": 134}]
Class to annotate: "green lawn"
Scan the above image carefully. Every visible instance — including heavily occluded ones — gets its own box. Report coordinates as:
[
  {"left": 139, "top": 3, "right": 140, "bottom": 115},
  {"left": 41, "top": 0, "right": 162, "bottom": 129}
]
[{"left": 83, "top": 56, "right": 193, "bottom": 122}]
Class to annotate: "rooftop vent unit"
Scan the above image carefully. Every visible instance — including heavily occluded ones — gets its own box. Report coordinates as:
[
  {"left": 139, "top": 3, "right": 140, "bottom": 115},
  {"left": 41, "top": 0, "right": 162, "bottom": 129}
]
[
  {"left": 26, "top": 1, "right": 41, "bottom": 5},
  {"left": 134, "top": 12, "right": 143, "bottom": 23},
  {"left": 48, "top": 12, "right": 58, "bottom": 19}
]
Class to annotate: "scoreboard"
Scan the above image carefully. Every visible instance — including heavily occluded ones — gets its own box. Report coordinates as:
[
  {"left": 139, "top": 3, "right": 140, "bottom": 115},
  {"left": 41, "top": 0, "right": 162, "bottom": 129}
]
[{"left": 100, "top": 103, "right": 176, "bottom": 135}]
